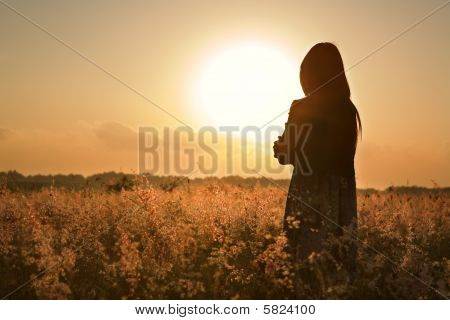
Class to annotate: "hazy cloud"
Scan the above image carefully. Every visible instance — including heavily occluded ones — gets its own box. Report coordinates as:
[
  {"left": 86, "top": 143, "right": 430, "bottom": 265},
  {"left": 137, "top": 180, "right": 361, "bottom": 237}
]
[
  {"left": 92, "top": 122, "right": 136, "bottom": 150},
  {"left": 0, "top": 128, "right": 13, "bottom": 141},
  {"left": 355, "top": 140, "right": 450, "bottom": 189},
  {"left": 0, "top": 123, "right": 449, "bottom": 188}
]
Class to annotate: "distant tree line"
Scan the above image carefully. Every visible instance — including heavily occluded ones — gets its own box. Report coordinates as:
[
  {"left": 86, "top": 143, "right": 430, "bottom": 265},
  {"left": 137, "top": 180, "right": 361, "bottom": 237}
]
[
  {"left": 0, "top": 171, "right": 292, "bottom": 192},
  {"left": 0, "top": 171, "right": 447, "bottom": 194}
]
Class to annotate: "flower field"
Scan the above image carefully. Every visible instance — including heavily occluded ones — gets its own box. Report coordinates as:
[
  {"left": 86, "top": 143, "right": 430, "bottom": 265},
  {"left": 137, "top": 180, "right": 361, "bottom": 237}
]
[{"left": 0, "top": 180, "right": 448, "bottom": 299}]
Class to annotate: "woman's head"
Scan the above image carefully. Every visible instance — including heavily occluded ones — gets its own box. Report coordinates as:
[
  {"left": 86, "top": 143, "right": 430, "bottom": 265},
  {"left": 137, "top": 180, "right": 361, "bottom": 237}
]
[
  {"left": 300, "top": 42, "right": 350, "bottom": 98},
  {"left": 301, "top": 42, "right": 361, "bottom": 144}
]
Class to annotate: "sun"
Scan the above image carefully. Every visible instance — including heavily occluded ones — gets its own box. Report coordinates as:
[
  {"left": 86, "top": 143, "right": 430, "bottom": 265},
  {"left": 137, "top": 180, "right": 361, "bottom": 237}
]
[{"left": 194, "top": 43, "right": 301, "bottom": 127}]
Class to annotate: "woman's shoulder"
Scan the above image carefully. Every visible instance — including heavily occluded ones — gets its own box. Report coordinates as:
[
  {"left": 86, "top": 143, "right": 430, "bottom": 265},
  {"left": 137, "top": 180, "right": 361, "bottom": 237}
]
[
  {"left": 290, "top": 97, "right": 306, "bottom": 108},
  {"left": 288, "top": 96, "right": 316, "bottom": 120},
  {"left": 289, "top": 97, "right": 306, "bottom": 114},
  {"left": 290, "top": 95, "right": 321, "bottom": 110}
]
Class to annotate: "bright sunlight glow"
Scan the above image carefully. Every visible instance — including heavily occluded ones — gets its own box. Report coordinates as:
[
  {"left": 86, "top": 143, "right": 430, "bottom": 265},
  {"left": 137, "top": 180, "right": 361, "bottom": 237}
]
[{"left": 195, "top": 43, "right": 301, "bottom": 127}]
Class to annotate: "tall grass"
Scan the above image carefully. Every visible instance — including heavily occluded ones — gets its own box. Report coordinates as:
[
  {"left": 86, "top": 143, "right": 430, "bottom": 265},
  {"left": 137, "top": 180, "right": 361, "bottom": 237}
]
[{"left": 0, "top": 182, "right": 448, "bottom": 299}]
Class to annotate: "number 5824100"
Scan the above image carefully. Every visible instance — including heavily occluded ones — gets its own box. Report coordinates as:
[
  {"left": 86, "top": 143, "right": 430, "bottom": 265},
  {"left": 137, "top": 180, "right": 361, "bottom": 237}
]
[{"left": 263, "top": 304, "right": 315, "bottom": 315}]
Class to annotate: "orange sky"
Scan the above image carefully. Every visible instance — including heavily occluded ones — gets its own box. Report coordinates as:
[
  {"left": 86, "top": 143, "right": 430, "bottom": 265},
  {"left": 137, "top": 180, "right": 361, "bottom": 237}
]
[{"left": 1, "top": 0, "right": 449, "bottom": 188}]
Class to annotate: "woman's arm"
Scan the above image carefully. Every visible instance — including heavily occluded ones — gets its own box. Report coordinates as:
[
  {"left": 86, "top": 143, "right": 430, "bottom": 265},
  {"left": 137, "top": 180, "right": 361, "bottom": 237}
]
[{"left": 273, "top": 100, "right": 302, "bottom": 165}]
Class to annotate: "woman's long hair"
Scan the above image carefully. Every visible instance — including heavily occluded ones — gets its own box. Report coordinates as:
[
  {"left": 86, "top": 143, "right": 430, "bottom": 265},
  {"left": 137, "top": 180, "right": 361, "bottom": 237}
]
[{"left": 300, "top": 42, "right": 362, "bottom": 143}]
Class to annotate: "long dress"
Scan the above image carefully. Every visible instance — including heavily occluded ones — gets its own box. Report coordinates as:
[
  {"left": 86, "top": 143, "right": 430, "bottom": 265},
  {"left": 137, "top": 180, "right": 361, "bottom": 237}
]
[{"left": 278, "top": 94, "right": 358, "bottom": 262}]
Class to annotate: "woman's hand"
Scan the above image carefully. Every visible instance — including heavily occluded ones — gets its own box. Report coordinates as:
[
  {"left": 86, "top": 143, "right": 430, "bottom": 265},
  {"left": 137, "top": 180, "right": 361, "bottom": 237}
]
[{"left": 273, "top": 136, "right": 289, "bottom": 165}]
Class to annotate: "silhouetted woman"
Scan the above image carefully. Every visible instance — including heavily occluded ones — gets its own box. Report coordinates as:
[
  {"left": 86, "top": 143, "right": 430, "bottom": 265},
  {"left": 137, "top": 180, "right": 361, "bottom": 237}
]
[{"left": 273, "top": 43, "right": 361, "bottom": 286}]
